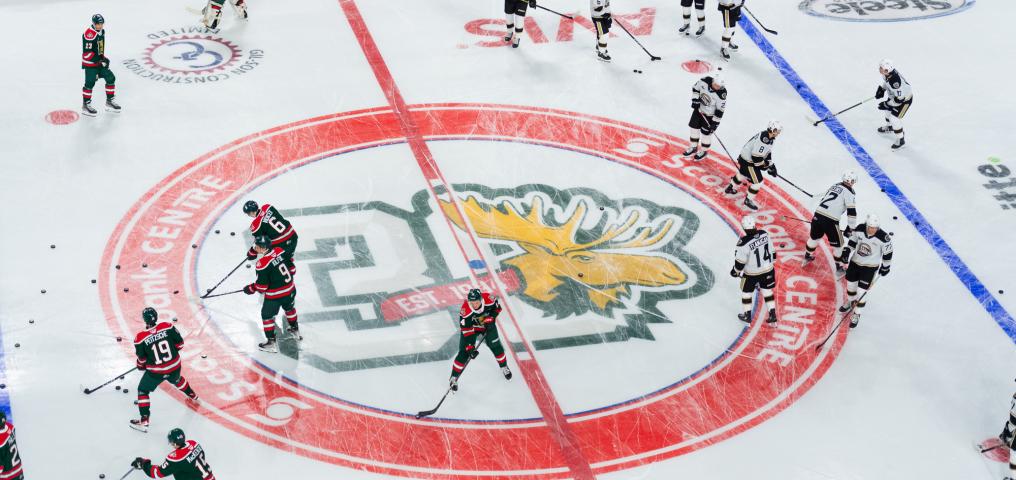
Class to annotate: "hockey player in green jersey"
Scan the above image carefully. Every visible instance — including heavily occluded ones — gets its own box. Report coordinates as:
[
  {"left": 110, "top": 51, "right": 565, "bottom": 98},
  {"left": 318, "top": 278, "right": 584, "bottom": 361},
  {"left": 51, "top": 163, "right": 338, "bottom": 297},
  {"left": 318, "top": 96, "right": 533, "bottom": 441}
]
[
  {"left": 81, "top": 14, "right": 120, "bottom": 116},
  {"left": 448, "top": 289, "right": 512, "bottom": 392},
  {"left": 132, "top": 428, "right": 215, "bottom": 479},
  {"left": 129, "top": 308, "right": 199, "bottom": 432},
  {"left": 0, "top": 411, "right": 24, "bottom": 480}
]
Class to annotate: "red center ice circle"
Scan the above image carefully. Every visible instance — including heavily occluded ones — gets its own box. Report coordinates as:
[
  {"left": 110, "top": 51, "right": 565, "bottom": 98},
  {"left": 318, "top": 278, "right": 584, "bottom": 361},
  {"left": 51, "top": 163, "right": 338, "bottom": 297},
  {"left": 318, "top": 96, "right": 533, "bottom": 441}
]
[{"left": 100, "top": 103, "right": 846, "bottom": 478}]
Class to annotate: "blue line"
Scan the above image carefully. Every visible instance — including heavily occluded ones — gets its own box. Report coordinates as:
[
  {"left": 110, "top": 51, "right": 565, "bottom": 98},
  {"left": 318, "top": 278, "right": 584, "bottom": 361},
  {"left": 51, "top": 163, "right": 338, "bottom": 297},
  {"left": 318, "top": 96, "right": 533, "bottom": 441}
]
[
  {"left": 738, "top": 16, "right": 1016, "bottom": 341},
  {"left": 0, "top": 315, "right": 10, "bottom": 421}
]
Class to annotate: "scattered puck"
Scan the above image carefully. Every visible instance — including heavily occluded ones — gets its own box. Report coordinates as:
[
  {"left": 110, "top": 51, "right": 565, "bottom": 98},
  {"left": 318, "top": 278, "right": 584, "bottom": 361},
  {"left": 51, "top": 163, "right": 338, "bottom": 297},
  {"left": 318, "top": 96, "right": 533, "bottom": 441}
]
[
  {"left": 100, "top": 474, "right": 106, "bottom": 479},
  {"left": 123, "top": 388, "right": 129, "bottom": 394},
  {"left": 0, "top": 384, "right": 5, "bottom": 389},
  {"left": 599, "top": 206, "right": 605, "bottom": 211},
  {"left": 201, "top": 355, "right": 208, "bottom": 359},
  {"left": 123, "top": 288, "right": 129, "bottom": 292},
  {"left": 172, "top": 317, "right": 178, "bottom": 322},
  {"left": 192, "top": 244, "right": 197, "bottom": 248},
  {"left": 91, "top": 279, "right": 96, "bottom": 284},
  {"left": 1000, "top": 290, "right": 1005, "bottom": 294},
  {"left": 246, "top": 264, "right": 251, "bottom": 269},
  {"left": 28, "top": 319, "right": 34, "bottom": 324},
  {"left": 40, "top": 289, "right": 46, "bottom": 294},
  {"left": 893, "top": 216, "right": 898, "bottom": 220},
  {"left": 14, "top": 343, "right": 19, "bottom": 348},
  {"left": 215, "top": 229, "right": 220, "bottom": 234},
  {"left": 115, "top": 264, "right": 121, "bottom": 270},
  {"left": 50, "top": 244, "right": 55, "bottom": 249},
  {"left": 578, "top": 273, "right": 584, "bottom": 278},
  {"left": 116, "top": 336, "right": 122, "bottom": 342},
  {"left": 173, "top": 290, "right": 179, "bottom": 294},
  {"left": 230, "top": 232, "right": 236, "bottom": 236},
  {"left": 115, "top": 386, "right": 121, "bottom": 391},
  {"left": 633, "top": 69, "right": 638, "bottom": 73},
  {"left": 142, "top": 263, "right": 148, "bottom": 268},
  {"left": 880, "top": 188, "right": 885, "bottom": 192}
]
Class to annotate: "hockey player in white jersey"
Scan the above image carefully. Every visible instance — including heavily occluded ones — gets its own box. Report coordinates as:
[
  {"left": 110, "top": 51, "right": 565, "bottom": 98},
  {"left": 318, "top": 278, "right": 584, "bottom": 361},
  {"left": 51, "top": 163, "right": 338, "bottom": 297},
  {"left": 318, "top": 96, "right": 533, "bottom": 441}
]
[
  {"left": 504, "top": 0, "right": 535, "bottom": 48},
  {"left": 202, "top": 0, "right": 247, "bottom": 29},
  {"left": 682, "top": 75, "right": 727, "bottom": 161},
  {"left": 731, "top": 216, "right": 778, "bottom": 324},
  {"left": 591, "top": 0, "right": 612, "bottom": 61},
  {"left": 876, "top": 59, "right": 913, "bottom": 150},
  {"left": 997, "top": 391, "right": 1016, "bottom": 480},
  {"left": 723, "top": 120, "right": 782, "bottom": 211},
  {"left": 838, "top": 214, "right": 892, "bottom": 328},
  {"left": 718, "top": 0, "right": 745, "bottom": 59},
  {"left": 804, "top": 170, "right": 858, "bottom": 270},
  {"left": 678, "top": 0, "right": 706, "bottom": 36}
]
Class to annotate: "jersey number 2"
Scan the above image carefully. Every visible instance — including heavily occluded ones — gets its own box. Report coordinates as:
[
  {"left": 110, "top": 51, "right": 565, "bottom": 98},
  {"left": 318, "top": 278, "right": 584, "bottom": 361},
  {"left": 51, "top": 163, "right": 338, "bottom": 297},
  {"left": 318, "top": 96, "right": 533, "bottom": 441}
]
[{"left": 819, "top": 191, "right": 839, "bottom": 209}]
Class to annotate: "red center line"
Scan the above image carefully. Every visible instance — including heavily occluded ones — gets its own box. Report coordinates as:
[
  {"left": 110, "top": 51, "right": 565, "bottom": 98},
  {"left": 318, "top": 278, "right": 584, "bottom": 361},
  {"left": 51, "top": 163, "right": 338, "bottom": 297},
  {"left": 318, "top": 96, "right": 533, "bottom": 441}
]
[{"left": 336, "top": 1, "right": 595, "bottom": 478}]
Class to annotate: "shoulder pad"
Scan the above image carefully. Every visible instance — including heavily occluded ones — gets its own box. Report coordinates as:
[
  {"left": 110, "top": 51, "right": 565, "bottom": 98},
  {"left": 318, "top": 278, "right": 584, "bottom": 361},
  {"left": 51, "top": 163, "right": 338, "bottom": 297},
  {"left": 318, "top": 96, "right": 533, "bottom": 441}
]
[
  {"left": 133, "top": 330, "right": 151, "bottom": 344},
  {"left": 716, "top": 88, "right": 727, "bottom": 99},
  {"left": 249, "top": 204, "right": 271, "bottom": 233},
  {"left": 84, "top": 28, "right": 98, "bottom": 40},
  {"left": 459, "top": 301, "right": 471, "bottom": 318},
  {"left": 156, "top": 322, "right": 174, "bottom": 331},
  {"left": 481, "top": 292, "right": 495, "bottom": 305},
  {"left": 876, "top": 229, "right": 892, "bottom": 242},
  {"left": 166, "top": 440, "right": 196, "bottom": 462},
  {"left": 255, "top": 250, "right": 280, "bottom": 270},
  {"left": 736, "top": 234, "right": 751, "bottom": 247}
]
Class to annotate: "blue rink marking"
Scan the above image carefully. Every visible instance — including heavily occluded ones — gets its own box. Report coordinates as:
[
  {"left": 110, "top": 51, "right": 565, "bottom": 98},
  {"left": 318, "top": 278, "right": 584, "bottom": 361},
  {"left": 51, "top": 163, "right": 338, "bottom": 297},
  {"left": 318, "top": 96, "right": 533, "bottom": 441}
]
[
  {"left": 738, "top": 17, "right": 1016, "bottom": 342},
  {"left": 0, "top": 317, "right": 10, "bottom": 421}
]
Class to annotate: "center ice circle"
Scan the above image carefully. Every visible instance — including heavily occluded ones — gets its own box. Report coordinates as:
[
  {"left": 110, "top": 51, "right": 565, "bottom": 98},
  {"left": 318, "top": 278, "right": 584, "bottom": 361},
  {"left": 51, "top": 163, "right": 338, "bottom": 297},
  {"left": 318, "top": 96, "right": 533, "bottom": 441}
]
[{"left": 195, "top": 139, "right": 750, "bottom": 420}]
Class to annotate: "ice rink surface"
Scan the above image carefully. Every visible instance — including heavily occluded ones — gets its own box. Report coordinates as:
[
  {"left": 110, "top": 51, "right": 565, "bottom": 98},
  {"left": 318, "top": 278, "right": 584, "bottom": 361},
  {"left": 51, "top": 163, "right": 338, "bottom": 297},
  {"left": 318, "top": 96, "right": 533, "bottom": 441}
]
[{"left": 2, "top": 0, "right": 1015, "bottom": 478}]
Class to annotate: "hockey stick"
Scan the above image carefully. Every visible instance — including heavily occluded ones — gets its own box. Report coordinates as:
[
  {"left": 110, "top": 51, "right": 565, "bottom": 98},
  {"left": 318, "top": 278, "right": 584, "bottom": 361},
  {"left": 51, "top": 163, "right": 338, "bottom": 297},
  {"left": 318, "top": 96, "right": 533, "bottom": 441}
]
[
  {"left": 535, "top": 4, "right": 574, "bottom": 20},
  {"left": 813, "top": 96, "right": 876, "bottom": 126},
  {"left": 118, "top": 466, "right": 138, "bottom": 480},
  {"left": 202, "top": 288, "right": 245, "bottom": 299},
  {"left": 201, "top": 258, "right": 247, "bottom": 298},
  {"left": 616, "top": 20, "right": 661, "bottom": 61},
  {"left": 743, "top": 7, "right": 778, "bottom": 35},
  {"left": 84, "top": 367, "right": 137, "bottom": 394},
  {"left": 980, "top": 442, "right": 1005, "bottom": 453},
  {"left": 781, "top": 215, "right": 810, "bottom": 223},
  {"left": 712, "top": 132, "right": 737, "bottom": 166},
  {"left": 814, "top": 279, "right": 878, "bottom": 351},
  {"left": 416, "top": 333, "right": 486, "bottom": 419},
  {"left": 776, "top": 174, "right": 814, "bottom": 198}
]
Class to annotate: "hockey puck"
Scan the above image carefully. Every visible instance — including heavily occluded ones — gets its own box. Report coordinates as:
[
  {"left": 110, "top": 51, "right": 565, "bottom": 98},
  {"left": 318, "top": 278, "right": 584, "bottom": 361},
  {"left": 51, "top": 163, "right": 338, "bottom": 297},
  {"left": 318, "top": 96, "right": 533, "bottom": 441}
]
[
  {"left": 246, "top": 264, "right": 251, "bottom": 269},
  {"left": 123, "top": 388, "right": 129, "bottom": 394},
  {"left": 172, "top": 317, "right": 178, "bottom": 322},
  {"left": 115, "top": 385, "right": 121, "bottom": 391},
  {"left": 599, "top": 206, "right": 605, "bottom": 211},
  {"left": 173, "top": 290, "right": 179, "bottom": 294},
  {"left": 215, "top": 229, "right": 220, "bottom": 234},
  {"left": 91, "top": 279, "right": 96, "bottom": 284},
  {"left": 893, "top": 216, "right": 898, "bottom": 220},
  {"left": 14, "top": 343, "right": 19, "bottom": 348},
  {"left": 100, "top": 474, "right": 106, "bottom": 479},
  {"left": 201, "top": 355, "right": 208, "bottom": 359},
  {"left": 578, "top": 273, "right": 584, "bottom": 278},
  {"left": 40, "top": 289, "right": 46, "bottom": 294},
  {"left": 0, "top": 384, "right": 5, "bottom": 389},
  {"left": 115, "top": 264, "right": 121, "bottom": 270},
  {"left": 192, "top": 244, "right": 197, "bottom": 248},
  {"left": 123, "top": 287, "right": 129, "bottom": 292},
  {"left": 633, "top": 69, "right": 638, "bottom": 73},
  {"left": 230, "top": 231, "right": 236, "bottom": 236},
  {"left": 28, "top": 319, "right": 34, "bottom": 324},
  {"left": 116, "top": 336, "right": 122, "bottom": 342},
  {"left": 142, "top": 263, "right": 148, "bottom": 268},
  {"left": 1000, "top": 290, "right": 1005, "bottom": 294},
  {"left": 50, "top": 244, "right": 55, "bottom": 249}
]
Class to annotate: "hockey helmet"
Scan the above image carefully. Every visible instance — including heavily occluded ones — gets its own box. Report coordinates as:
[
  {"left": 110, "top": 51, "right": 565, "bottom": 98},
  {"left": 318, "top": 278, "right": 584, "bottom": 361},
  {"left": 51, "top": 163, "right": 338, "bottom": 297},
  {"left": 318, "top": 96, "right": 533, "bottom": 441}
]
[
  {"left": 92, "top": 14, "right": 105, "bottom": 25},
  {"left": 879, "top": 59, "right": 894, "bottom": 75},
  {"left": 767, "top": 120, "right": 783, "bottom": 135},
  {"left": 168, "top": 428, "right": 186, "bottom": 448},
  {"left": 865, "top": 214, "right": 880, "bottom": 229},
  {"left": 711, "top": 74, "right": 725, "bottom": 89},
  {"left": 142, "top": 307, "right": 158, "bottom": 327},
  {"left": 741, "top": 216, "right": 757, "bottom": 232},
  {"left": 467, "top": 289, "right": 482, "bottom": 302},
  {"left": 842, "top": 170, "right": 858, "bottom": 185},
  {"left": 242, "top": 200, "right": 259, "bottom": 215},
  {"left": 253, "top": 235, "right": 272, "bottom": 250}
]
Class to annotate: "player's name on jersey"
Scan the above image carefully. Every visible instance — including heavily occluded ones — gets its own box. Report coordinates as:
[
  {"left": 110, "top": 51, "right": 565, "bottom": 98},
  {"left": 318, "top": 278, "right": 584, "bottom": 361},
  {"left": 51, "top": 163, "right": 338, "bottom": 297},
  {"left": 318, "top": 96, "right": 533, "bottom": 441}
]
[{"left": 799, "top": 0, "right": 974, "bottom": 22}]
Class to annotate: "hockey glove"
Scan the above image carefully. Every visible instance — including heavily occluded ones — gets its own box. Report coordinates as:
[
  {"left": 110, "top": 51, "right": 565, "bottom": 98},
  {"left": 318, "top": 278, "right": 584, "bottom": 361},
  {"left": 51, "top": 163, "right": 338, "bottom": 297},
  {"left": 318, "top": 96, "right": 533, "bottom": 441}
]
[
  {"left": 875, "top": 86, "right": 885, "bottom": 99},
  {"left": 246, "top": 247, "right": 258, "bottom": 260},
  {"left": 729, "top": 267, "right": 741, "bottom": 278},
  {"left": 877, "top": 100, "right": 891, "bottom": 111},
  {"left": 603, "top": 13, "right": 613, "bottom": 30},
  {"left": 528, "top": 0, "right": 537, "bottom": 8},
  {"left": 136, "top": 358, "right": 147, "bottom": 371},
  {"left": 243, "top": 284, "right": 257, "bottom": 295},
  {"left": 100, "top": 56, "right": 110, "bottom": 68},
  {"left": 842, "top": 226, "right": 852, "bottom": 238},
  {"left": 691, "top": 99, "right": 701, "bottom": 110},
  {"left": 766, "top": 164, "right": 778, "bottom": 177},
  {"left": 879, "top": 265, "right": 890, "bottom": 277},
  {"left": 131, "top": 457, "right": 151, "bottom": 470}
]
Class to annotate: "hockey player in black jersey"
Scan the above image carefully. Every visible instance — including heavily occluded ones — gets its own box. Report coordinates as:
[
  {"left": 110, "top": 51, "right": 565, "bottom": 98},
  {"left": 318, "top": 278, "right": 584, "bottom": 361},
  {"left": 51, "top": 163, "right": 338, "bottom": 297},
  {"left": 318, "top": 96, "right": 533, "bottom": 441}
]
[
  {"left": 243, "top": 200, "right": 298, "bottom": 274},
  {"left": 132, "top": 428, "right": 215, "bottom": 479},
  {"left": 244, "top": 235, "right": 301, "bottom": 352}
]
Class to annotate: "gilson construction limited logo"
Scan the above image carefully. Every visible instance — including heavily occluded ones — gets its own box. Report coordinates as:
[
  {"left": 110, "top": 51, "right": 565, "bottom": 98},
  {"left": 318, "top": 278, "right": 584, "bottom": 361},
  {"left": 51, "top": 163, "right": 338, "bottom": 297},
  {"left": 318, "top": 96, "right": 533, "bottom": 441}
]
[
  {"left": 101, "top": 103, "right": 848, "bottom": 478},
  {"left": 799, "top": 0, "right": 974, "bottom": 22},
  {"left": 123, "top": 26, "right": 263, "bottom": 83}
]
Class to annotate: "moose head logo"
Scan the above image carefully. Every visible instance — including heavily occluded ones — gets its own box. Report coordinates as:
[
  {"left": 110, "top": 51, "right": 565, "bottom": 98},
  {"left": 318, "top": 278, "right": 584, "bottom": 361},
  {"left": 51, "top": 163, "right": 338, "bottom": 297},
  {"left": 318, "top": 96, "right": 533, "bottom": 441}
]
[{"left": 437, "top": 184, "right": 713, "bottom": 320}]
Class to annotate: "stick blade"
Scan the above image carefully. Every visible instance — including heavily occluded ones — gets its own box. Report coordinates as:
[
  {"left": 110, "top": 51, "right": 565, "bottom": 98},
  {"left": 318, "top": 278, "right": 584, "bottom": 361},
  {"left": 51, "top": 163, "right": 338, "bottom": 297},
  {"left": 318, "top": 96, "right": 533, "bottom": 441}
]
[{"left": 415, "top": 409, "right": 436, "bottom": 419}]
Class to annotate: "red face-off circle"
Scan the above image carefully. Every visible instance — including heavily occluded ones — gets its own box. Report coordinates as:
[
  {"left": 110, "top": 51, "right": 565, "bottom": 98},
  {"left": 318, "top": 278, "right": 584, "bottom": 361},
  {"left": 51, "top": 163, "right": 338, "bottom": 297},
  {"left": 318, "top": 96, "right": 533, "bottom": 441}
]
[
  {"left": 100, "top": 103, "right": 846, "bottom": 478},
  {"left": 45, "top": 110, "right": 80, "bottom": 125}
]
